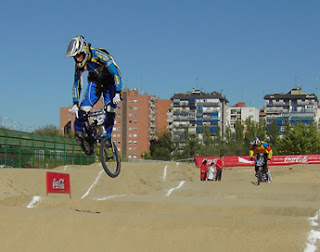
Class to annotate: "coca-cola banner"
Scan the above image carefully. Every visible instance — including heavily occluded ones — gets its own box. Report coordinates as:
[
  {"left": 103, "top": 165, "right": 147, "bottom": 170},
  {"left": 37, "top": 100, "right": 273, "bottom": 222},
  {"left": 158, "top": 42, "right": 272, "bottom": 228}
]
[
  {"left": 194, "top": 155, "right": 320, "bottom": 168},
  {"left": 46, "top": 172, "right": 71, "bottom": 198}
]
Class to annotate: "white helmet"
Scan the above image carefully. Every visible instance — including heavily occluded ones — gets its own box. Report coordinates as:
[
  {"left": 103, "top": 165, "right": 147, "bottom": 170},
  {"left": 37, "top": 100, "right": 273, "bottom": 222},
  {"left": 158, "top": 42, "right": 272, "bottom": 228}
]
[
  {"left": 65, "top": 35, "right": 90, "bottom": 68},
  {"left": 250, "top": 137, "right": 261, "bottom": 146}
]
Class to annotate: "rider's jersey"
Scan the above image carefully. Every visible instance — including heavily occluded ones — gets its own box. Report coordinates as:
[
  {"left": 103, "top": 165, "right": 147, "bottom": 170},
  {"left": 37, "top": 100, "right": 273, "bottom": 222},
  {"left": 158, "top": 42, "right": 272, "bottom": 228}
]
[
  {"left": 72, "top": 47, "right": 122, "bottom": 104},
  {"left": 249, "top": 142, "right": 273, "bottom": 159}
]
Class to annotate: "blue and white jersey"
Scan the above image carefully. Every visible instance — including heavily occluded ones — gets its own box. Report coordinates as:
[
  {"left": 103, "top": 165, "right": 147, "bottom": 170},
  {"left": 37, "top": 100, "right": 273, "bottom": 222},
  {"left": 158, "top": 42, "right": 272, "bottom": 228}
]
[{"left": 72, "top": 47, "right": 122, "bottom": 104}]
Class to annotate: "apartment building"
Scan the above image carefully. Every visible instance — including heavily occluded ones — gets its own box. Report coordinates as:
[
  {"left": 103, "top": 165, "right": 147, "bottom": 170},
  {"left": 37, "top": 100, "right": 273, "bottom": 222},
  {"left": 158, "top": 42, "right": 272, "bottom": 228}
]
[
  {"left": 264, "top": 87, "right": 319, "bottom": 134},
  {"left": 168, "top": 88, "right": 228, "bottom": 145},
  {"left": 60, "top": 88, "right": 171, "bottom": 160},
  {"left": 226, "top": 102, "right": 260, "bottom": 132}
]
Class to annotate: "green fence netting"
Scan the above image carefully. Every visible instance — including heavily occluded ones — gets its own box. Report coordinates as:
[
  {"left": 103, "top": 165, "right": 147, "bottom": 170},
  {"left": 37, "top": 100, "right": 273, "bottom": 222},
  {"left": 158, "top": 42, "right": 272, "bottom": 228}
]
[{"left": 0, "top": 128, "right": 96, "bottom": 169}]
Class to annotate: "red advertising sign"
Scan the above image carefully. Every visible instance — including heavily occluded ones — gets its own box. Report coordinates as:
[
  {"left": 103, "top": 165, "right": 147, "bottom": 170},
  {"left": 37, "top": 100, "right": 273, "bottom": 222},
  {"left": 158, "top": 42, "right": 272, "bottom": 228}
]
[
  {"left": 195, "top": 155, "right": 320, "bottom": 168},
  {"left": 46, "top": 172, "right": 71, "bottom": 198}
]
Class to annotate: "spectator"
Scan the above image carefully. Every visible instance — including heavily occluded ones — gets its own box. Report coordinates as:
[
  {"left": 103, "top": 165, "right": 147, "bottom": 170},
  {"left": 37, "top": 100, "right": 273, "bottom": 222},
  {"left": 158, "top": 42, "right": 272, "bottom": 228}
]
[
  {"left": 215, "top": 155, "right": 224, "bottom": 181},
  {"left": 200, "top": 159, "right": 208, "bottom": 181},
  {"left": 207, "top": 162, "right": 215, "bottom": 181}
]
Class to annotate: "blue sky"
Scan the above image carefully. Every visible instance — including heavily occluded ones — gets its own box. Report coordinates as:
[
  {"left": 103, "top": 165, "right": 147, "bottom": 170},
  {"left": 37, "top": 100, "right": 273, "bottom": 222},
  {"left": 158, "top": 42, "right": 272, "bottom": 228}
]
[{"left": 1, "top": 0, "right": 320, "bottom": 131}]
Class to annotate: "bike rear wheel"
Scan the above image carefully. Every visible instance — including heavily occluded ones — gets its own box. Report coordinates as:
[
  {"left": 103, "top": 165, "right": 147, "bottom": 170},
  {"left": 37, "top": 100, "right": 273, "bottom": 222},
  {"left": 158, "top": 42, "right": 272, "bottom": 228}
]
[
  {"left": 80, "top": 137, "right": 95, "bottom": 156},
  {"left": 99, "top": 138, "right": 121, "bottom": 178}
]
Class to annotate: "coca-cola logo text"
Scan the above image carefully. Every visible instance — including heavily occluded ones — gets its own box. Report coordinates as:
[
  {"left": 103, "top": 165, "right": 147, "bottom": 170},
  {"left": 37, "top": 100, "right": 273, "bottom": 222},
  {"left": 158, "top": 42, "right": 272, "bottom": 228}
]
[
  {"left": 284, "top": 156, "right": 308, "bottom": 163},
  {"left": 52, "top": 178, "right": 65, "bottom": 189}
]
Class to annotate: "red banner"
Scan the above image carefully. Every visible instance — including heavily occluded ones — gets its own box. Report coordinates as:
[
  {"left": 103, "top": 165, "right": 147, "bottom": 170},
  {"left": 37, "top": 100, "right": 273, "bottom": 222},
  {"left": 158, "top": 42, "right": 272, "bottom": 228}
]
[
  {"left": 195, "top": 155, "right": 320, "bottom": 168},
  {"left": 46, "top": 172, "right": 71, "bottom": 198}
]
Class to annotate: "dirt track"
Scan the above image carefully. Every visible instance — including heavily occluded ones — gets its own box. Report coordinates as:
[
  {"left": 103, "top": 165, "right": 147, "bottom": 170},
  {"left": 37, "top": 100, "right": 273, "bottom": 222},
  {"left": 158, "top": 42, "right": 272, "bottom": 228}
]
[{"left": 0, "top": 162, "right": 319, "bottom": 252}]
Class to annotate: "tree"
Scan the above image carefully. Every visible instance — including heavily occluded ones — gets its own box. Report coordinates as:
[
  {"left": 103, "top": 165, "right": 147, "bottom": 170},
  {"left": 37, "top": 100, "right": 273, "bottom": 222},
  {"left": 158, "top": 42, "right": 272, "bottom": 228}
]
[
  {"left": 173, "top": 128, "right": 197, "bottom": 160},
  {"left": 150, "top": 131, "right": 174, "bottom": 160},
  {"left": 232, "top": 120, "right": 245, "bottom": 155},
  {"left": 199, "top": 127, "right": 215, "bottom": 156},
  {"left": 266, "top": 120, "right": 280, "bottom": 154},
  {"left": 277, "top": 122, "right": 320, "bottom": 154},
  {"left": 33, "top": 124, "right": 61, "bottom": 137},
  {"left": 151, "top": 147, "right": 172, "bottom": 160}
]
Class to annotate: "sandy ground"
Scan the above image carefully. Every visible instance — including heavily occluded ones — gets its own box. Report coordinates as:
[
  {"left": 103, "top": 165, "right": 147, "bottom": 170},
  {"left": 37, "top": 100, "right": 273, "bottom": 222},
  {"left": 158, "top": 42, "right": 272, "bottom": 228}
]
[{"left": 0, "top": 161, "right": 319, "bottom": 252}]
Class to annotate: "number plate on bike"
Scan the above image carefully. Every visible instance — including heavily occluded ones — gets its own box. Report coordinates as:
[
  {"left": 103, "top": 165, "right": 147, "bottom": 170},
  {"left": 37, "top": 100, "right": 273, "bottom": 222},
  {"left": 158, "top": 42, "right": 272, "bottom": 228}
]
[
  {"left": 89, "top": 109, "right": 106, "bottom": 126},
  {"left": 256, "top": 160, "right": 264, "bottom": 166}
]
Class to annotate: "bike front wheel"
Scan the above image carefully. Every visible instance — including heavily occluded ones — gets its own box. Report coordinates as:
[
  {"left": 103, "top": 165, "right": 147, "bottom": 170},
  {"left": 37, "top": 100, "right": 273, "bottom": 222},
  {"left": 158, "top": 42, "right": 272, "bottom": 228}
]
[
  {"left": 99, "top": 138, "right": 121, "bottom": 178},
  {"left": 257, "top": 169, "right": 262, "bottom": 185}
]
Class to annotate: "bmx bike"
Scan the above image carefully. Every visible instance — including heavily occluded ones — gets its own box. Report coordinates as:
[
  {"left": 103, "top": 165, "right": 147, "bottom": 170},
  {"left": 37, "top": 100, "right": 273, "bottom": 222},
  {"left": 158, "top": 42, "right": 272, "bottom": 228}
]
[
  {"left": 255, "top": 153, "right": 272, "bottom": 185},
  {"left": 77, "top": 108, "right": 121, "bottom": 178}
]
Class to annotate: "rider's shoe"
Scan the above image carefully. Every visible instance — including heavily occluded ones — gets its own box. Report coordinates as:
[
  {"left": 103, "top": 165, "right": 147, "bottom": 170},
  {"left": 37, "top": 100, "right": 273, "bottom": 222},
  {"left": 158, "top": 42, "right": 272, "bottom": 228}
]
[{"left": 75, "top": 130, "right": 84, "bottom": 144}]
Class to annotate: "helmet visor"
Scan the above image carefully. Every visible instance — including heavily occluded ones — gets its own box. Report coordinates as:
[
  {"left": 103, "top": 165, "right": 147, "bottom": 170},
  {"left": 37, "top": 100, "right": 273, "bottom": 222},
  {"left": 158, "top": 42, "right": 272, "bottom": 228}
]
[{"left": 65, "top": 38, "right": 79, "bottom": 57}]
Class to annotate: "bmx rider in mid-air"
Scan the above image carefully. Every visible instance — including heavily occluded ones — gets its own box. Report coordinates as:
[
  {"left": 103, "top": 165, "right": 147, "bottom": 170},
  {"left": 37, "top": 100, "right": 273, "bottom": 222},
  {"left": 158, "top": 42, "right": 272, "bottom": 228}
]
[{"left": 65, "top": 35, "right": 122, "bottom": 147}]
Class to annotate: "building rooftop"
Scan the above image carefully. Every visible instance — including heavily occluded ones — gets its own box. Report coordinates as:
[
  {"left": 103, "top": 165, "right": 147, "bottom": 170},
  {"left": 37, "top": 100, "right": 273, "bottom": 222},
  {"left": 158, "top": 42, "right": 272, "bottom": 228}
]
[
  {"left": 171, "top": 88, "right": 229, "bottom": 103},
  {"left": 264, "top": 87, "right": 318, "bottom": 102}
]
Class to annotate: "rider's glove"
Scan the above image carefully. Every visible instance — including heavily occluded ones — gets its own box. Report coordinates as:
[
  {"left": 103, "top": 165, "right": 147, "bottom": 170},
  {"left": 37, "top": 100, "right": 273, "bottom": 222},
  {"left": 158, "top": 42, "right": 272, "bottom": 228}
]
[
  {"left": 113, "top": 93, "right": 121, "bottom": 104},
  {"left": 249, "top": 157, "right": 253, "bottom": 161},
  {"left": 69, "top": 104, "right": 79, "bottom": 115}
]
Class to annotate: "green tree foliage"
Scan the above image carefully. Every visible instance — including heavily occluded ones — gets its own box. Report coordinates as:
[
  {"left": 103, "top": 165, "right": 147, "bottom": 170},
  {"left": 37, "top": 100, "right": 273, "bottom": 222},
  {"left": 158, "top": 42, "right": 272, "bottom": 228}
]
[
  {"left": 277, "top": 122, "right": 320, "bottom": 154},
  {"left": 172, "top": 128, "right": 201, "bottom": 160},
  {"left": 150, "top": 131, "right": 173, "bottom": 160},
  {"left": 199, "top": 127, "right": 215, "bottom": 156},
  {"left": 33, "top": 124, "right": 61, "bottom": 137},
  {"left": 151, "top": 147, "right": 172, "bottom": 160},
  {"left": 266, "top": 120, "right": 280, "bottom": 154},
  {"left": 232, "top": 120, "right": 245, "bottom": 155},
  {"left": 141, "top": 152, "right": 151, "bottom": 159}
]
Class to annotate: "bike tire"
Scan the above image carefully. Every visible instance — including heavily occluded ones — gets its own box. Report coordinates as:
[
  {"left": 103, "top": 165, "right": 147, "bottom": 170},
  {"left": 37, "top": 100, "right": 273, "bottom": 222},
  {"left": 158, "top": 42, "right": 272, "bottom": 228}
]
[
  {"left": 99, "top": 138, "right": 121, "bottom": 178},
  {"left": 257, "top": 170, "right": 262, "bottom": 185},
  {"left": 80, "top": 138, "right": 95, "bottom": 156}
]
